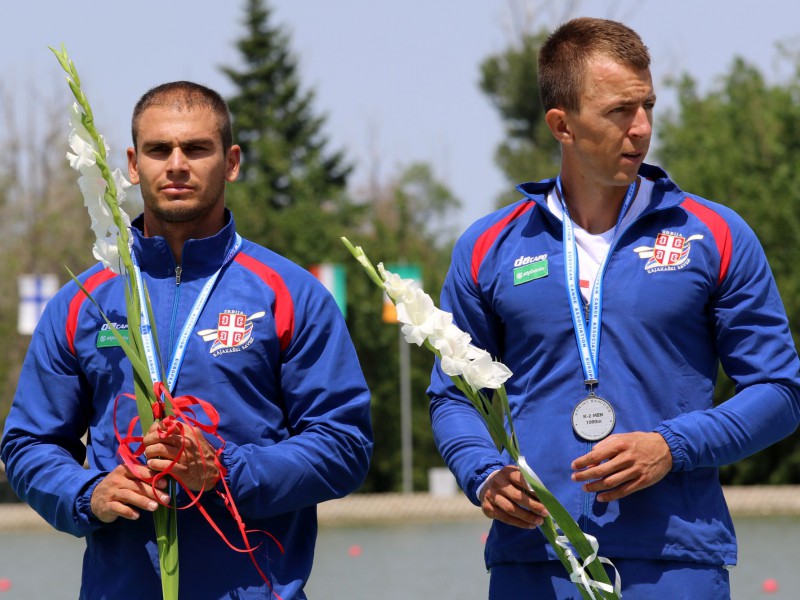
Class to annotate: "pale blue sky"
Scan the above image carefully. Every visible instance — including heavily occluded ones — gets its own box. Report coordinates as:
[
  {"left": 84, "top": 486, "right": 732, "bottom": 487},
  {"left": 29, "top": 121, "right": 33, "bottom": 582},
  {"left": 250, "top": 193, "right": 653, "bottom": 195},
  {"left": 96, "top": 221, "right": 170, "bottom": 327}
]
[{"left": 3, "top": 1, "right": 799, "bottom": 230}]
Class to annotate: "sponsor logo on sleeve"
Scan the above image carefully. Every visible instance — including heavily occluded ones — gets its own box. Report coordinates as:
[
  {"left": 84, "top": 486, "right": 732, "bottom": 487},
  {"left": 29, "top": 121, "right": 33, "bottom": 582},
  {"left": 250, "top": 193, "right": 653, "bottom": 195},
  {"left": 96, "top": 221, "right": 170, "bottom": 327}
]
[{"left": 96, "top": 322, "right": 130, "bottom": 348}]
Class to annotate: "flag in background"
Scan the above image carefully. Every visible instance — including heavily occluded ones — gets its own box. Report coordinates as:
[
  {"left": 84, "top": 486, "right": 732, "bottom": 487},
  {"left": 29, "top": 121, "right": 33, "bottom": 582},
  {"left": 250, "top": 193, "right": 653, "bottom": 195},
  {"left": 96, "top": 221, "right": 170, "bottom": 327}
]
[
  {"left": 18, "top": 274, "right": 59, "bottom": 335},
  {"left": 308, "top": 263, "right": 347, "bottom": 317}
]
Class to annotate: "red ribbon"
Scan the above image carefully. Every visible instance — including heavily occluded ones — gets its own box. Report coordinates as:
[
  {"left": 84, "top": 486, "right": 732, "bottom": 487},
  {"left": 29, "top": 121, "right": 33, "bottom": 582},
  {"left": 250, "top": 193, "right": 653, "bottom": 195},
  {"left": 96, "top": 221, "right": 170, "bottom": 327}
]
[{"left": 114, "top": 384, "right": 285, "bottom": 600}]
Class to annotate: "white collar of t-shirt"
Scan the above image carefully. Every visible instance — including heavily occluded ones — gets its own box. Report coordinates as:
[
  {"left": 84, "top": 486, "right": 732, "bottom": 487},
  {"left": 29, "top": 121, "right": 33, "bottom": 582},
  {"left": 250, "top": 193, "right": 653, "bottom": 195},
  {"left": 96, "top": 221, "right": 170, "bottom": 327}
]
[{"left": 546, "top": 177, "right": 654, "bottom": 301}]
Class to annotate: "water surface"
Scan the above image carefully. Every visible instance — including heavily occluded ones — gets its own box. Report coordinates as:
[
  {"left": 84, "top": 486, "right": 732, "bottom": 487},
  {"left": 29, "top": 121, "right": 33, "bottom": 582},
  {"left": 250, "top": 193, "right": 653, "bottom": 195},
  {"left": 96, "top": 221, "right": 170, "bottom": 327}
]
[{"left": 0, "top": 517, "right": 796, "bottom": 599}]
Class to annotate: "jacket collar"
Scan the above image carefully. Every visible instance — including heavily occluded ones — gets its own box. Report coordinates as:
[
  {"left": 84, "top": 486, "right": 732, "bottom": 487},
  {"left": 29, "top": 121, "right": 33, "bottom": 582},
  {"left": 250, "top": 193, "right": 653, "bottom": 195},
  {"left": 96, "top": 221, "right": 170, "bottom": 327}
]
[
  {"left": 515, "top": 163, "right": 687, "bottom": 214},
  {"left": 130, "top": 209, "right": 240, "bottom": 280}
]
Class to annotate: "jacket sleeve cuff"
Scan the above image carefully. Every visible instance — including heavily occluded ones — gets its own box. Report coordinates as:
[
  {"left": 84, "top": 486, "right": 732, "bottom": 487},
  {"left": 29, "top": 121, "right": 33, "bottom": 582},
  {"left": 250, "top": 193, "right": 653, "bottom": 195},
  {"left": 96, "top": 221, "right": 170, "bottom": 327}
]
[
  {"left": 215, "top": 440, "right": 240, "bottom": 492},
  {"left": 469, "top": 463, "right": 504, "bottom": 506},
  {"left": 74, "top": 474, "right": 107, "bottom": 532},
  {"left": 474, "top": 467, "right": 503, "bottom": 504},
  {"left": 654, "top": 424, "right": 689, "bottom": 472}
]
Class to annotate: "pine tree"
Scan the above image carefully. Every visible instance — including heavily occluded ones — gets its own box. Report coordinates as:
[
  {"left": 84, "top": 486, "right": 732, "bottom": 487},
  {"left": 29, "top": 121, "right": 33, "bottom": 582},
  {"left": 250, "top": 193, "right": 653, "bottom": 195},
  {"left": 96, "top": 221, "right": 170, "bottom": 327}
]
[{"left": 222, "top": 0, "right": 356, "bottom": 265}]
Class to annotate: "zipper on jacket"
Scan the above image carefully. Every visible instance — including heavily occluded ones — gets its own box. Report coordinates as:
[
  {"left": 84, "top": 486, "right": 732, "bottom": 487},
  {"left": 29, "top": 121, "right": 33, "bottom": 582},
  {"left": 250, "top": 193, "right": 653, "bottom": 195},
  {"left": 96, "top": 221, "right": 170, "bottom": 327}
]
[{"left": 168, "top": 264, "right": 182, "bottom": 358}]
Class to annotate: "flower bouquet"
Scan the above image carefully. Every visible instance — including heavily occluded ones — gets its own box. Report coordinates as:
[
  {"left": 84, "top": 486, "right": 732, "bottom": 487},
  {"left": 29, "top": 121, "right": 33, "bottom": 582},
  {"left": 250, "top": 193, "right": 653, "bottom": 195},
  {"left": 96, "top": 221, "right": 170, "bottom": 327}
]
[
  {"left": 51, "top": 43, "right": 181, "bottom": 600},
  {"left": 51, "top": 46, "right": 282, "bottom": 600},
  {"left": 342, "top": 237, "right": 622, "bottom": 600}
]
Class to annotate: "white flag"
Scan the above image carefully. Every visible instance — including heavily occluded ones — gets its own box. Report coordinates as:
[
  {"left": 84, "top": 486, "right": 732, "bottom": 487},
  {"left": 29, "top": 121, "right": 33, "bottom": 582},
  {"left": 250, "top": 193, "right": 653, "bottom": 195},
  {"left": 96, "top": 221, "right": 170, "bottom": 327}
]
[{"left": 18, "top": 274, "right": 59, "bottom": 335}]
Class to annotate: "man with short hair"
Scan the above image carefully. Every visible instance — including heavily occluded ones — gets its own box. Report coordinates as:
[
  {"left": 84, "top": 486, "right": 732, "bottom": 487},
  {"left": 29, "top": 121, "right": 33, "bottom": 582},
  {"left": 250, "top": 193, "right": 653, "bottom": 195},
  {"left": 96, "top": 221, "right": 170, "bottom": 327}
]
[
  {"left": 429, "top": 17, "right": 800, "bottom": 598},
  {"left": 1, "top": 81, "right": 373, "bottom": 599}
]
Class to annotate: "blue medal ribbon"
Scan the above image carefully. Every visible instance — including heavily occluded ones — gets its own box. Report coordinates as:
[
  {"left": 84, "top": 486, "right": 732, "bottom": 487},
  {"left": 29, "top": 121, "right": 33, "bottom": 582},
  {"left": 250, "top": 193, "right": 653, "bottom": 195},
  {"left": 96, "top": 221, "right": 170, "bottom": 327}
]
[{"left": 556, "top": 176, "right": 637, "bottom": 391}]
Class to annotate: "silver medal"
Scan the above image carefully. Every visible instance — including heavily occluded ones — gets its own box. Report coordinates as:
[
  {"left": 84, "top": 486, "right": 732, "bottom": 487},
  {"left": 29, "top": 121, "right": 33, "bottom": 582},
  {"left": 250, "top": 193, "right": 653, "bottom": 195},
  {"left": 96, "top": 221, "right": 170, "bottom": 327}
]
[{"left": 572, "top": 393, "right": 615, "bottom": 442}]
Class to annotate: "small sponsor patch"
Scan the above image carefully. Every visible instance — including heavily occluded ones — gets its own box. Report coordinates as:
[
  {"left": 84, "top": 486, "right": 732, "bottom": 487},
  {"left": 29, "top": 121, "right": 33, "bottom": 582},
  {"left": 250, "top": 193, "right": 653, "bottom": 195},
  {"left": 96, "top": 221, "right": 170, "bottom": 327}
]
[
  {"left": 96, "top": 324, "right": 130, "bottom": 348},
  {"left": 513, "top": 260, "right": 548, "bottom": 285}
]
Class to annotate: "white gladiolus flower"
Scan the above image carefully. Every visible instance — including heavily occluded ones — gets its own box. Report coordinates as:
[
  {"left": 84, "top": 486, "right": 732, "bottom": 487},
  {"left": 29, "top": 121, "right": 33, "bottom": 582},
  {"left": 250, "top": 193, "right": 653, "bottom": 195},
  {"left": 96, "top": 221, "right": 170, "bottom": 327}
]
[
  {"left": 395, "top": 288, "right": 435, "bottom": 325},
  {"left": 76, "top": 169, "right": 132, "bottom": 275},
  {"left": 431, "top": 325, "right": 483, "bottom": 377},
  {"left": 77, "top": 169, "right": 107, "bottom": 206},
  {"left": 112, "top": 168, "right": 131, "bottom": 206},
  {"left": 92, "top": 234, "right": 124, "bottom": 272},
  {"left": 66, "top": 101, "right": 133, "bottom": 275},
  {"left": 461, "top": 350, "right": 513, "bottom": 390},
  {"left": 430, "top": 322, "right": 470, "bottom": 355},
  {"left": 379, "top": 264, "right": 419, "bottom": 303},
  {"left": 431, "top": 324, "right": 470, "bottom": 372},
  {"left": 68, "top": 102, "right": 90, "bottom": 137},
  {"left": 395, "top": 289, "right": 438, "bottom": 345},
  {"left": 67, "top": 103, "right": 113, "bottom": 173},
  {"left": 379, "top": 262, "right": 513, "bottom": 385},
  {"left": 439, "top": 355, "right": 469, "bottom": 378},
  {"left": 399, "top": 323, "right": 427, "bottom": 346},
  {"left": 401, "top": 307, "right": 452, "bottom": 347},
  {"left": 67, "top": 127, "right": 97, "bottom": 171}
]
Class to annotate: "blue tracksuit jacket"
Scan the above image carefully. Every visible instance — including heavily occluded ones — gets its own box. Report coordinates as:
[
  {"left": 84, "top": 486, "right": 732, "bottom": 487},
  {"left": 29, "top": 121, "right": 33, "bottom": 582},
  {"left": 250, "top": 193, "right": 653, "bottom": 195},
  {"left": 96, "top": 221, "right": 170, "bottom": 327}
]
[
  {"left": 1, "top": 211, "right": 373, "bottom": 599},
  {"left": 428, "top": 164, "right": 800, "bottom": 568}
]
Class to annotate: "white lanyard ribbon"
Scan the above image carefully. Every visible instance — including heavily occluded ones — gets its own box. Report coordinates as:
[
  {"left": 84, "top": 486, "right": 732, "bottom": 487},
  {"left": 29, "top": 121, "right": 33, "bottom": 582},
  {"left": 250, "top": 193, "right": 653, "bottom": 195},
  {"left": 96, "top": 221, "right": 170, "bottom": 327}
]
[
  {"left": 132, "top": 233, "right": 242, "bottom": 392},
  {"left": 556, "top": 177, "right": 637, "bottom": 388},
  {"left": 518, "top": 456, "right": 622, "bottom": 599}
]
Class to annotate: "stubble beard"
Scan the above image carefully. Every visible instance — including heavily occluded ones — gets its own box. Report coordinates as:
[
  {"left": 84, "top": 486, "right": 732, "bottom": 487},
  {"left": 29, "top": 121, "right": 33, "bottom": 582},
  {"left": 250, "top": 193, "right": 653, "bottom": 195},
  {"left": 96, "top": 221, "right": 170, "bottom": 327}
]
[{"left": 144, "top": 179, "right": 226, "bottom": 224}]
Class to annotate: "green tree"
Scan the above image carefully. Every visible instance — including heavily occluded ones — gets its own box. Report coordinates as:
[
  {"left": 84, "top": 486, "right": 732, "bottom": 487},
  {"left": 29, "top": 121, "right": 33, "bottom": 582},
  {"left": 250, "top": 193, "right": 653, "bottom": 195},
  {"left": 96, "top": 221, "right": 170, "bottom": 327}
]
[
  {"left": 0, "top": 89, "right": 97, "bottom": 421},
  {"left": 0, "top": 88, "right": 98, "bottom": 500},
  {"left": 219, "top": 0, "right": 464, "bottom": 493},
  {"left": 479, "top": 31, "right": 560, "bottom": 206},
  {"left": 347, "top": 163, "right": 461, "bottom": 492},
  {"left": 657, "top": 55, "right": 800, "bottom": 484},
  {"left": 221, "top": 0, "right": 357, "bottom": 265}
]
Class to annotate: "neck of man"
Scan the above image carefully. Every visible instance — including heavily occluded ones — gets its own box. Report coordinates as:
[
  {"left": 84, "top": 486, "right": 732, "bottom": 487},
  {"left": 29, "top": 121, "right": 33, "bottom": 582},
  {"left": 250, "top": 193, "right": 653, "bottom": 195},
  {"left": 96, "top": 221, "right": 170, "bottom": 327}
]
[
  {"left": 558, "top": 168, "right": 637, "bottom": 235},
  {"left": 143, "top": 210, "right": 226, "bottom": 265}
]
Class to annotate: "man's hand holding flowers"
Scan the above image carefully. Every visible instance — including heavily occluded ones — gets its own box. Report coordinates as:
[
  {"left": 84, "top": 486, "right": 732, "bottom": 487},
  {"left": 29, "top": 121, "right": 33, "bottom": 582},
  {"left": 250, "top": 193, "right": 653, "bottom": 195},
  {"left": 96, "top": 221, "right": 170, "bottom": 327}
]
[
  {"left": 143, "top": 423, "right": 222, "bottom": 492},
  {"left": 90, "top": 464, "right": 170, "bottom": 523},
  {"left": 479, "top": 465, "right": 549, "bottom": 529}
]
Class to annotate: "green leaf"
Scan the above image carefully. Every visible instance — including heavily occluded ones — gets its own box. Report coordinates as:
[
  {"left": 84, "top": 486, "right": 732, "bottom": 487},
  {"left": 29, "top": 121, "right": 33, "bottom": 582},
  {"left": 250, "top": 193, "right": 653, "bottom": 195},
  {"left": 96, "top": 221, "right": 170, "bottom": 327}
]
[
  {"left": 48, "top": 45, "right": 71, "bottom": 72},
  {"left": 518, "top": 467, "right": 618, "bottom": 599},
  {"left": 154, "top": 496, "right": 179, "bottom": 600}
]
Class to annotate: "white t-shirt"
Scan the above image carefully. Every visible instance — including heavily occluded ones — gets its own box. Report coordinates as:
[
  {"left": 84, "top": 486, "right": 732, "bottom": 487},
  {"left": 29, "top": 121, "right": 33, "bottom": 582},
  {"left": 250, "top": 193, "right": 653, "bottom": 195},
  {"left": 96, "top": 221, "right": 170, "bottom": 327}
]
[{"left": 547, "top": 178, "right": 654, "bottom": 301}]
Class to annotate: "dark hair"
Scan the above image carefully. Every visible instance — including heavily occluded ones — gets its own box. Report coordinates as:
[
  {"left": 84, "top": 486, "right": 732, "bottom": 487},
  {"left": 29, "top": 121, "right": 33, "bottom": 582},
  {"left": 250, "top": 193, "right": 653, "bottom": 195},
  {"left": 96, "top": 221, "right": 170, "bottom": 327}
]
[
  {"left": 131, "top": 81, "right": 233, "bottom": 150},
  {"left": 538, "top": 17, "right": 650, "bottom": 112}
]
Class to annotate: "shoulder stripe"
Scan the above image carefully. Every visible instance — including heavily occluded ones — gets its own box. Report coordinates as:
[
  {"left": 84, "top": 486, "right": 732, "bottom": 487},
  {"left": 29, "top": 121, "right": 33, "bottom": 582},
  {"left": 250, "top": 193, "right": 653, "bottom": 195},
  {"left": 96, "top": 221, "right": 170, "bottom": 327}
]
[
  {"left": 471, "top": 202, "right": 535, "bottom": 284},
  {"left": 234, "top": 252, "right": 295, "bottom": 351},
  {"left": 66, "top": 269, "right": 118, "bottom": 355},
  {"left": 683, "top": 197, "right": 732, "bottom": 285}
]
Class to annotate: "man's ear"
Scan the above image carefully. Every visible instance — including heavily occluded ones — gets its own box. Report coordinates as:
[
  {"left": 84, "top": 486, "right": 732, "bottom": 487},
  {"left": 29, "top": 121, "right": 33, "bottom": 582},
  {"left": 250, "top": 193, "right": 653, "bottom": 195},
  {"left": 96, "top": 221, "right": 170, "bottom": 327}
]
[
  {"left": 127, "top": 147, "right": 140, "bottom": 185},
  {"left": 225, "top": 145, "right": 241, "bottom": 182},
  {"left": 544, "top": 108, "right": 572, "bottom": 144}
]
